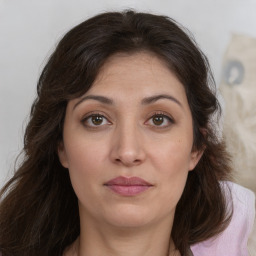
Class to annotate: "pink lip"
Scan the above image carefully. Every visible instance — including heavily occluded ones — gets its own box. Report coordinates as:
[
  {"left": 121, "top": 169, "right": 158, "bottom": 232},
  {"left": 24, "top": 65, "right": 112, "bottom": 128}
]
[{"left": 104, "top": 176, "right": 153, "bottom": 196}]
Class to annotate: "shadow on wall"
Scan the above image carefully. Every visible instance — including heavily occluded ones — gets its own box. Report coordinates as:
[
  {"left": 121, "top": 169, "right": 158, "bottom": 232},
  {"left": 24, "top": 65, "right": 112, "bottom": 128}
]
[
  {"left": 220, "top": 34, "right": 256, "bottom": 194},
  {"left": 220, "top": 34, "right": 256, "bottom": 253}
]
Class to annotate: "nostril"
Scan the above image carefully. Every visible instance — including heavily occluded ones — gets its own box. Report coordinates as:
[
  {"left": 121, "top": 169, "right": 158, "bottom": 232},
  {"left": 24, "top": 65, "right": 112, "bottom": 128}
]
[
  {"left": 114, "top": 157, "right": 141, "bottom": 166},
  {"left": 110, "top": 140, "right": 146, "bottom": 166}
]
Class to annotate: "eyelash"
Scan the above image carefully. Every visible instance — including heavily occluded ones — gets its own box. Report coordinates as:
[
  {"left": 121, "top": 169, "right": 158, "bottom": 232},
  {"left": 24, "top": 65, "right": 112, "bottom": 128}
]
[
  {"left": 81, "top": 112, "right": 111, "bottom": 128},
  {"left": 145, "top": 112, "right": 175, "bottom": 128},
  {"left": 81, "top": 112, "right": 175, "bottom": 129}
]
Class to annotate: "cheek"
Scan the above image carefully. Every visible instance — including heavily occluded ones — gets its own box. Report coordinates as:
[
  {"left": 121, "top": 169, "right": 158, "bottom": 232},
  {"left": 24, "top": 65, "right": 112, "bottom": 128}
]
[
  {"left": 64, "top": 138, "right": 108, "bottom": 194},
  {"left": 152, "top": 135, "right": 193, "bottom": 171},
  {"left": 151, "top": 139, "right": 192, "bottom": 204},
  {"left": 160, "top": 146, "right": 190, "bottom": 189}
]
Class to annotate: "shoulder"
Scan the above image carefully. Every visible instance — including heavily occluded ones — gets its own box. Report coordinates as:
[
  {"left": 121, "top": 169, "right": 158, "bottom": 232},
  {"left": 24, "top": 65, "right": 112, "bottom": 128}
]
[{"left": 191, "top": 181, "right": 255, "bottom": 256}]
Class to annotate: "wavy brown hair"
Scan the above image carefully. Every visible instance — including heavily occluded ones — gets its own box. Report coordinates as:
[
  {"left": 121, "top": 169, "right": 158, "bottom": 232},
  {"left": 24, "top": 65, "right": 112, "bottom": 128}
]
[{"left": 0, "top": 10, "right": 232, "bottom": 256}]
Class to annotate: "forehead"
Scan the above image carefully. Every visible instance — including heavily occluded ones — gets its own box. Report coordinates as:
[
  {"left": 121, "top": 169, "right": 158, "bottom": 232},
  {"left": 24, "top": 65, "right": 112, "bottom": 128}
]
[
  {"left": 87, "top": 52, "right": 187, "bottom": 102},
  {"left": 96, "top": 52, "right": 172, "bottom": 81}
]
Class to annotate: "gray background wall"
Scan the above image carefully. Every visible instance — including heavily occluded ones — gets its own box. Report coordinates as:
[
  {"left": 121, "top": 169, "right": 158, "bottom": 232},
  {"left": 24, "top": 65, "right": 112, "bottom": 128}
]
[{"left": 1, "top": 0, "right": 256, "bottom": 185}]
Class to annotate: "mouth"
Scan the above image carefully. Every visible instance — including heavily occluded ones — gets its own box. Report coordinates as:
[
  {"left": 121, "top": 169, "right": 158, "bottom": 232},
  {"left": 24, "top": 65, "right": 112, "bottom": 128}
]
[{"left": 104, "top": 176, "right": 153, "bottom": 196}]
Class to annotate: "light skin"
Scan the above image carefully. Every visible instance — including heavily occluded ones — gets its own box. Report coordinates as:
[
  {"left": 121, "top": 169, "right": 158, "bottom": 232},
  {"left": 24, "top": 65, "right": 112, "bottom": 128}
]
[{"left": 59, "top": 52, "right": 203, "bottom": 256}]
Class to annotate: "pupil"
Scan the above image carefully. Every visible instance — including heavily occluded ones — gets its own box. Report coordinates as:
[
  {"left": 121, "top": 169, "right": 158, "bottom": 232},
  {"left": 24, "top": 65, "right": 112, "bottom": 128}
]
[
  {"left": 153, "top": 116, "right": 163, "bottom": 125},
  {"left": 92, "top": 116, "right": 103, "bottom": 125}
]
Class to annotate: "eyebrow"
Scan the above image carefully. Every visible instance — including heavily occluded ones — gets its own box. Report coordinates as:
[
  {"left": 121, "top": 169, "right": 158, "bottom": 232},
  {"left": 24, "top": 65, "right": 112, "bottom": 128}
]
[
  {"left": 73, "top": 93, "right": 183, "bottom": 110},
  {"left": 73, "top": 95, "right": 113, "bottom": 110},
  {"left": 141, "top": 94, "right": 183, "bottom": 108}
]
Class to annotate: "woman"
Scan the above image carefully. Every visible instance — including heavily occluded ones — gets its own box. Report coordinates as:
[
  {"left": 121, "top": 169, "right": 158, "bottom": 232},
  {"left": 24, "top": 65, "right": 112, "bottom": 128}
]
[{"left": 0, "top": 10, "right": 254, "bottom": 256}]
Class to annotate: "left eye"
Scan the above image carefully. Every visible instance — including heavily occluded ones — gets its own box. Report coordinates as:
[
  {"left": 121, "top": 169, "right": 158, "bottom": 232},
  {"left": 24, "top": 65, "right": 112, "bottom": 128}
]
[
  {"left": 82, "top": 114, "right": 110, "bottom": 127},
  {"left": 146, "top": 114, "right": 174, "bottom": 127}
]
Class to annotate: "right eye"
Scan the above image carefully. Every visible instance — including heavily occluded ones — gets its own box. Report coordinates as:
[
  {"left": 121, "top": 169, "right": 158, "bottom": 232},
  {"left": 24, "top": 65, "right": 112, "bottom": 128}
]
[{"left": 82, "top": 114, "right": 111, "bottom": 128}]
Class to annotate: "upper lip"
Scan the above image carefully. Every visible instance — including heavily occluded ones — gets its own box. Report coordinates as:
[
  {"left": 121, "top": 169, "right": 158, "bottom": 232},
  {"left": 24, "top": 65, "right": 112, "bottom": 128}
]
[{"left": 104, "top": 176, "right": 153, "bottom": 186}]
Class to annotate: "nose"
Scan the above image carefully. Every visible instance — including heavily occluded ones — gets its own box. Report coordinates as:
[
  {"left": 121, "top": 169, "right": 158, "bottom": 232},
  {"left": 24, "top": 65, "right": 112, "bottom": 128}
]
[{"left": 110, "top": 123, "right": 146, "bottom": 167}]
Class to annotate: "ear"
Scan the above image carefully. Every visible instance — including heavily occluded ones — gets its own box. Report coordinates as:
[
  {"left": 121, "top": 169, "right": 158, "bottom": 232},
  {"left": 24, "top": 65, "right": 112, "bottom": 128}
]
[
  {"left": 189, "top": 128, "right": 207, "bottom": 171},
  {"left": 188, "top": 148, "right": 204, "bottom": 171},
  {"left": 58, "top": 141, "right": 69, "bottom": 168}
]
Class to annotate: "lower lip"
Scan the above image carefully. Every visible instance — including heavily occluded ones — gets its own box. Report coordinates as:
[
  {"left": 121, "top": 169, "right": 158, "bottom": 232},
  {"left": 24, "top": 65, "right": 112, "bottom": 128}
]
[{"left": 105, "top": 185, "right": 151, "bottom": 196}]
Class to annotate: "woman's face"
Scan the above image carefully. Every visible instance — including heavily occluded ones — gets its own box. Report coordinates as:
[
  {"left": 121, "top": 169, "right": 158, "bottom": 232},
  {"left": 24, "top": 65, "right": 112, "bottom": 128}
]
[{"left": 58, "top": 52, "right": 202, "bottom": 229}]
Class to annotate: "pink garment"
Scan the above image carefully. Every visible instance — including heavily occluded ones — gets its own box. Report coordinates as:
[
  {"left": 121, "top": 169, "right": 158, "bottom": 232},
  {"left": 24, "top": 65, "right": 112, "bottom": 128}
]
[{"left": 191, "top": 182, "right": 255, "bottom": 256}]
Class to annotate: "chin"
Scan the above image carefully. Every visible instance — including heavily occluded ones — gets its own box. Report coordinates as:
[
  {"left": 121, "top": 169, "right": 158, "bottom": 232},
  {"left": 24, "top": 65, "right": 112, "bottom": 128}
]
[{"left": 103, "top": 204, "right": 159, "bottom": 228}]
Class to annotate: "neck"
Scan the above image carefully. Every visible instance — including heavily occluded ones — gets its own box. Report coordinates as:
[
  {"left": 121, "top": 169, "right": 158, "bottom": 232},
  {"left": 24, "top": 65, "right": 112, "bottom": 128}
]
[{"left": 65, "top": 214, "right": 180, "bottom": 256}]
